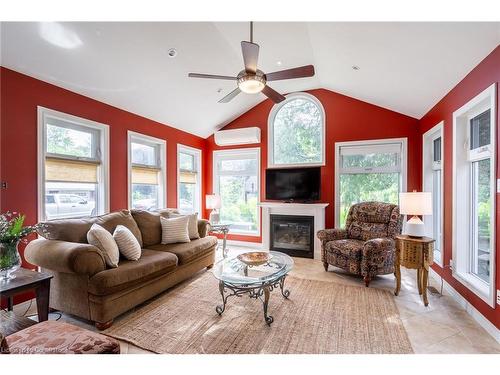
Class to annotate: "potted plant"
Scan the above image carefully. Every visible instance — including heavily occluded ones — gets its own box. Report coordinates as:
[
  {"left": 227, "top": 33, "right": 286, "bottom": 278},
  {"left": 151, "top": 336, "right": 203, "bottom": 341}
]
[{"left": 0, "top": 212, "right": 40, "bottom": 281}]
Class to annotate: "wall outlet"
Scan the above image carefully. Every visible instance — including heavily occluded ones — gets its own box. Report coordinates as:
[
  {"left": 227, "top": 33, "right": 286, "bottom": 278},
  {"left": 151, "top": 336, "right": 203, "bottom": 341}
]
[
  {"left": 449, "top": 259, "right": 454, "bottom": 270},
  {"left": 497, "top": 290, "right": 500, "bottom": 306}
]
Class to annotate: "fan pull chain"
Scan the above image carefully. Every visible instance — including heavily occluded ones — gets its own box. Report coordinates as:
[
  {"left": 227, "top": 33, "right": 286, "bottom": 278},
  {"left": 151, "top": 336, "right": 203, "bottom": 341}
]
[{"left": 250, "top": 21, "right": 253, "bottom": 43}]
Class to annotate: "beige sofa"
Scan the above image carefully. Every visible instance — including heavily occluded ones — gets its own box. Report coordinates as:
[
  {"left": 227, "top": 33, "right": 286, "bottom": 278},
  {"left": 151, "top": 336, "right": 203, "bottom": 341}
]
[{"left": 25, "top": 209, "right": 217, "bottom": 330}]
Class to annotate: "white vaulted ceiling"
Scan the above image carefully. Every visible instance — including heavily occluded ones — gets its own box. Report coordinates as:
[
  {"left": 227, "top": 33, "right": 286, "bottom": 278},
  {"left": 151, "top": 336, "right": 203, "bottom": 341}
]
[{"left": 1, "top": 22, "right": 499, "bottom": 137}]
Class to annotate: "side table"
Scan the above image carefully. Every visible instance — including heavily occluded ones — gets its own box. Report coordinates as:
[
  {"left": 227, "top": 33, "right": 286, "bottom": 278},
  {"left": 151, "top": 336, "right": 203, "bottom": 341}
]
[
  {"left": 208, "top": 223, "right": 231, "bottom": 258},
  {"left": 0, "top": 268, "right": 53, "bottom": 322},
  {"left": 394, "top": 235, "right": 435, "bottom": 306}
]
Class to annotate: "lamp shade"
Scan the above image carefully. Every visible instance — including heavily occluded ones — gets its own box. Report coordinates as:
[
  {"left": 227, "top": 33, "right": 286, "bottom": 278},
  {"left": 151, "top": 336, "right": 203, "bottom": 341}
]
[
  {"left": 399, "top": 192, "right": 432, "bottom": 216},
  {"left": 206, "top": 194, "right": 221, "bottom": 209}
]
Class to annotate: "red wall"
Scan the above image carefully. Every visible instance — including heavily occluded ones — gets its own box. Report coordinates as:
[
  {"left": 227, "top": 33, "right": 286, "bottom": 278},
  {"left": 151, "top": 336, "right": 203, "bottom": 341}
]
[
  {"left": 0, "top": 67, "right": 208, "bottom": 268},
  {"left": 205, "top": 88, "right": 420, "bottom": 243},
  {"left": 418, "top": 46, "right": 500, "bottom": 329}
]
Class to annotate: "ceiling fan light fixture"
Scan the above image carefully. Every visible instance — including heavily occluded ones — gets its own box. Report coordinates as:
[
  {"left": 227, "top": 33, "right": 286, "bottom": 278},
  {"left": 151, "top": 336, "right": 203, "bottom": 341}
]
[{"left": 237, "top": 74, "right": 266, "bottom": 94}]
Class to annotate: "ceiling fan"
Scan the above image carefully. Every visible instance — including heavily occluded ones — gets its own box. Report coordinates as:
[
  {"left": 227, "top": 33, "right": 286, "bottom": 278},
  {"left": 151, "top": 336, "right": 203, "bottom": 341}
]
[{"left": 188, "top": 22, "right": 315, "bottom": 104}]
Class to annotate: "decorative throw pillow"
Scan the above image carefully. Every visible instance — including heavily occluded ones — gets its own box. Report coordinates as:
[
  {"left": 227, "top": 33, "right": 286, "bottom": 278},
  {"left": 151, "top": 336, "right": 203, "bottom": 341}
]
[
  {"left": 87, "top": 223, "right": 119, "bottom": 268},
  {"left": 113, "top": 225, "right": 141, "bottom": 261},
  {"left": 168, "top": 213, "right": 200, "bottom": 240},
  {"left": 160, "top": 216, "right": 190, "bottom": 244}
]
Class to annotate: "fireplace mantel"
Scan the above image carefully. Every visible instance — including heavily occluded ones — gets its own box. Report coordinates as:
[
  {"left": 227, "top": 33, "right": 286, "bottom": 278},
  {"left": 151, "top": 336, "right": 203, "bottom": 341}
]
[{"left": 258, "top": 202, "right": 329, "bottom": 260}]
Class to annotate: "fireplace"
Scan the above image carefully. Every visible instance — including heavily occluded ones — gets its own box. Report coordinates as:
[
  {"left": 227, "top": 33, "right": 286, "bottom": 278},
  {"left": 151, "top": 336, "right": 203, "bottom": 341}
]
[{"left": 270, "top": 214, "right": 314, "bottom": 258}]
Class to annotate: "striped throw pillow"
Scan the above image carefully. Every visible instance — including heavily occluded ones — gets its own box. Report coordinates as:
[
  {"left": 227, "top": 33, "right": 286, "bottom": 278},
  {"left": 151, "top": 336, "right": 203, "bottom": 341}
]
[
  {"left": 113, "top": 225, "right": 141, "bottom": 261},
  {"left": 160, "top": 216, "right": 190, "bottom": 244},
  {"left": 168, "top": 213, "right": 200, "bottom": 240},
  {"left": 87, "top": 223, "right": 119, "bottom": 268}
]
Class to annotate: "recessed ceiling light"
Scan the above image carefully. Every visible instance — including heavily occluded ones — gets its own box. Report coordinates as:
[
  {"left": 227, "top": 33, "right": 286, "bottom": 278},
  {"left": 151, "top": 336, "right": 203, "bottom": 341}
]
[
  {"left": 167, "top": 48, "right": 177, "bottom": 58},
  {"left": 352, "top": 65, "right": 360, "bottom": 71},
  {"left": 276, "top": 61, "right": 283, "bottom": 66}
]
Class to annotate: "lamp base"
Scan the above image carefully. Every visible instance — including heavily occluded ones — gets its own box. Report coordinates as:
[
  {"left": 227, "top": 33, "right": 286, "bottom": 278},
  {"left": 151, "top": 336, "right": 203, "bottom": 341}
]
[{"left": 404, "top": 216, "right": 425, "bottom": 237}]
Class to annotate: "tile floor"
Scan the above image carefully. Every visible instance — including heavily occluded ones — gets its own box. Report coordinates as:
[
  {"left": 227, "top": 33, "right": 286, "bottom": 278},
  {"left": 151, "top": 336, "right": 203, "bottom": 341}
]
[{"left": 10, "top": 245, "right": 500, "bottom": 354}]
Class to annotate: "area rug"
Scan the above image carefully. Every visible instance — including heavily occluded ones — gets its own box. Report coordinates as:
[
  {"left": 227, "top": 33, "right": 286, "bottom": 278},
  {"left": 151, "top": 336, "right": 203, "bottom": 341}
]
[{"left": 104, "top": 273, "right": 413, "bottom": 354}]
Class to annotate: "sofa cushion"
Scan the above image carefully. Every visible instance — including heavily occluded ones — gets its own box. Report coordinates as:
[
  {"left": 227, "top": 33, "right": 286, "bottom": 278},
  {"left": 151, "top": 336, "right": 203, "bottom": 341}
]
[
  {"left": 131, "top": 209, "right": 179, "bottom": 247},
  {"left": 146, "top": 236, "right": 217, "bottom": 265},
  {"left": 325, "top": 239, "right": 365, "bottom": 260},
  {"left": 88, "top": 249, "right": 178, "bottom": 295},
  {"left": 38, "top": 210, "right": 143, "bottom": 246},
  {"left": 94, "top": 210, "right": 143, "bottom": 247}
]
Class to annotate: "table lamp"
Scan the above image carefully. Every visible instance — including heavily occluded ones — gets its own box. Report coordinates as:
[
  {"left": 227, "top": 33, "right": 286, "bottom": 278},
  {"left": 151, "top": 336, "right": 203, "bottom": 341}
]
[
  {"left": 399, "top": 191, "right": 432, "bottom": 237},
  {"left": 206, "top": 194, "right": 221, "bottom": 224}
]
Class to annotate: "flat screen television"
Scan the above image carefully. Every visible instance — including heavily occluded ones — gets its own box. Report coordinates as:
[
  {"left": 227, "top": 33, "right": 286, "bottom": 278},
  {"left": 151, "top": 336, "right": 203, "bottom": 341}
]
[{"left": 265, "top": 167, "right": 321, "bottom": 202}]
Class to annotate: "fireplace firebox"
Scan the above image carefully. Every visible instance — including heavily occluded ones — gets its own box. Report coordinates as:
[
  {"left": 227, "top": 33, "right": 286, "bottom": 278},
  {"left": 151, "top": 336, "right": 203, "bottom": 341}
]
[{"left": 270, "top": 214, "right": 314, "bottom": 258}]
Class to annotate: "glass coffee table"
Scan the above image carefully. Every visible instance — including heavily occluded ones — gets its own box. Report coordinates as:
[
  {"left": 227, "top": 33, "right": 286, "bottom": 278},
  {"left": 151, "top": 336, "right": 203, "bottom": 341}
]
[{"left": 212, "top": 251, "right": 294, "bottom": 326}]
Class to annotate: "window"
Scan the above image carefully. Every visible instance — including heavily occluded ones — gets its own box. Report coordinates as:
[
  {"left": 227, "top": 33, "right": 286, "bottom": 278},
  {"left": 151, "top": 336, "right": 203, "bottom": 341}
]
[
  {"left": 268, "top": 92, "right": 325, "bottom": 167},
  {"left": 128, "top": 131, "right": 166, "bottom": 211},
  {"left": 453, "top": 83, "right": 496, "bottom": 307},
  {"left": 423, "top": 122, "right": 444, "bottom": 265},
  {"left": 213, "top": 148, "right": 260, "bottom": 235},
  {"left": 38, "top": 107, "right": 109, "bottom": 221},
  {"left": 335, "top": 138, "right": 407, "bottom": 227},
  {"left": 177, "top": 145, "right": 201, "bottom": 215}
]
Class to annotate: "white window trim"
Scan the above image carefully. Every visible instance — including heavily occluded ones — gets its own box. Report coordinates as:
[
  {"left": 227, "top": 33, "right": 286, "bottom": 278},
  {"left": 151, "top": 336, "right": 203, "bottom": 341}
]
[
  {"left": 127, "top": 131, "right": 166, "bottom": 210},
  {"left": 422, "top": 121, "right": 444, "bottom": 266},
  {"left": 334, "top": 137, "right": 408, "bottom": 227},
  {"left": 213, "top": 147, "right": 261, "bottom": 236},
  {"left": 37, "top": 106, "right": 110, "bottom": 222},
  {"left": 452, "top": 83, "right": 496, "bottom": 307},
  {"left": 177, "top": 144, "right": 202, "bottom": 215},
  {"left": 267, "top": 92, "right": 326, "bottom": 168}
]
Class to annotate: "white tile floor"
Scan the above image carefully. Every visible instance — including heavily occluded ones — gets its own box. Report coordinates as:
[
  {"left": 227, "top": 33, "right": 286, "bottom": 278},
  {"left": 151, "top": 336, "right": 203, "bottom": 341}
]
[{"left": 11, "top": 245, "right": 500, "bottom": 354}]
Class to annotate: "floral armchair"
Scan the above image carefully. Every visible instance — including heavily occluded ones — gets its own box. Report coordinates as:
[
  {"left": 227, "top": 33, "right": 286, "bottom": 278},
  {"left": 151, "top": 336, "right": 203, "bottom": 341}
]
[{"left": 317, "top": 202, "right": 402, "bottom": 287}]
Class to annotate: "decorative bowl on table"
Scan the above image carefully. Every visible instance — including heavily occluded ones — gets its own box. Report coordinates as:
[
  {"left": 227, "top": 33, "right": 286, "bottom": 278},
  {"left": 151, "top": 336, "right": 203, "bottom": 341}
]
[{"left": 237, "top": 251, "right": 273, "bottom": 267}]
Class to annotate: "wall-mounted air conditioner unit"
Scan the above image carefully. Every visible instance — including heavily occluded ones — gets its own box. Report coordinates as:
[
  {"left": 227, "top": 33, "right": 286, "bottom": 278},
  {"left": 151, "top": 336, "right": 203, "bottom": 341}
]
[{"left": 214, "top": 127, "right": 261, "bottom": 146}]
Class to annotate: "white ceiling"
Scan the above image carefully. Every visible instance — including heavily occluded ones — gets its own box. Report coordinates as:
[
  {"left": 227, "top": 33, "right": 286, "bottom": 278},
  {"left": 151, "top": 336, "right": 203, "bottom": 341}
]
[{"left": 1, "top": 22, "right": 499, "bottom": 138}]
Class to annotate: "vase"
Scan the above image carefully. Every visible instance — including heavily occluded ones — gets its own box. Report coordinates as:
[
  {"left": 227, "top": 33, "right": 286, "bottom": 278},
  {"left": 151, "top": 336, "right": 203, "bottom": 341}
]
[{"left": 0, "top": 241, "right": 21, "bottom": 281}]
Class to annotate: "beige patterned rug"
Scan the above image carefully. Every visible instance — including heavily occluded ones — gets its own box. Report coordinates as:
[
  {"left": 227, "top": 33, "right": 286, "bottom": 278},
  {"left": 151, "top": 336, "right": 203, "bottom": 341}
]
[{"left": 104, "top": 272, "right": 413, "bottom": 354}]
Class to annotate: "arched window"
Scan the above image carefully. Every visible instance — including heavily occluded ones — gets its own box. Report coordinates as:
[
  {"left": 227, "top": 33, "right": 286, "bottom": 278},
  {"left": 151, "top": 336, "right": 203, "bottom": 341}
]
[{"left": 268, "top": 92, "right": 325, "bottom": 167}]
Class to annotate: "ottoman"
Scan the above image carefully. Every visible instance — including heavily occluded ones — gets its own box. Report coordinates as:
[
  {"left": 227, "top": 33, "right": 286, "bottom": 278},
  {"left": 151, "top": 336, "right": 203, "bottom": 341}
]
[{"left": 1, "top": 320, "right": 120, "bottom": 354}]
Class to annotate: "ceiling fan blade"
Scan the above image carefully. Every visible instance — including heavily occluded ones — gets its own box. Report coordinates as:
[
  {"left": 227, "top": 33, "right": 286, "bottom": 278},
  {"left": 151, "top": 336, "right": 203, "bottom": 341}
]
[
  {"left": 265, "top": 65, "right": 315, "bottom": 81},
  {"left": 262, "top": 85, "right": 286, "bottom": 104},
  {"left": 218, "top": 87, "right": 241, "bottom": 103},
  {"left": 241, "top": 41, "right": 259, "bottom": 73},
  {"left": 188, "top": 73, "right": 236, "bottom": 80}
]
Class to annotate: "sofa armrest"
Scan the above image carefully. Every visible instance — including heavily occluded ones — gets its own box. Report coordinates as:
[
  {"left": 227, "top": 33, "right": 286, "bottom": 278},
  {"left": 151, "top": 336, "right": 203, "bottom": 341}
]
[
  {"left": 316, "top": 228, "right": 348, "bottom": 243},
  {"left": 24, "top": 239, "right": 106, "bottom": 276},
  {"left": 197, "top": 219, "right": 210, "bottom": 238}
]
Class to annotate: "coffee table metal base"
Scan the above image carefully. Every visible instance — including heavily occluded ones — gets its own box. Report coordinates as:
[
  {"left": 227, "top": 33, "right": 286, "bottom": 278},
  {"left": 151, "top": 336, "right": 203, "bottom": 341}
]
[{"left": 216, "top": 275, "right": 290, "bottom": 326}]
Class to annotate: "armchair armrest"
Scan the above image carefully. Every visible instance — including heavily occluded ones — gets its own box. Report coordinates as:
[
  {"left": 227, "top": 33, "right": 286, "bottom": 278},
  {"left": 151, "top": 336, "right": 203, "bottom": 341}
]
[
  {"left": 24, "top": 239, "right": 106, "bottom": 277},
  {"left": 197, "top": 219, "right": 210, "bottom": 238},
  {"left": 316, "top": 228, "right": 348, "bottom": 243},
  {"left": 361, "top": 238, "right": 396, "bottom": 276}
]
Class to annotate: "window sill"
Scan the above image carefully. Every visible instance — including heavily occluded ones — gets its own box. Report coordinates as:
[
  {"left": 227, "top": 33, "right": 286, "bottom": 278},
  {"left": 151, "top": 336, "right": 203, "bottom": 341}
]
[{"left": 452, "top": 270, "right": 494, "bottom": 308}]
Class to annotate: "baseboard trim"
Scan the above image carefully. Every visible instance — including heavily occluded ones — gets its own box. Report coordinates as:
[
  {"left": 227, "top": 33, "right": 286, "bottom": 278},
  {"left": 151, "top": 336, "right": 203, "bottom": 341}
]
[{"left": 429, "top": 268, "right": 500, "bottom": 344}]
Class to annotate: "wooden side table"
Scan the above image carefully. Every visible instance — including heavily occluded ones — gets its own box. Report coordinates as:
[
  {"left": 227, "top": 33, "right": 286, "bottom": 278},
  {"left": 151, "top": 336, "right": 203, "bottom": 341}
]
[
  {"left": 394, "top": 235, "right": 435, "bottom": 306},
  {"left": 0, "top": 268, "right": 53, "bottom": 322}
]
